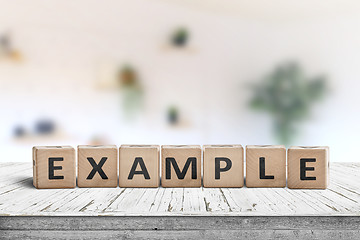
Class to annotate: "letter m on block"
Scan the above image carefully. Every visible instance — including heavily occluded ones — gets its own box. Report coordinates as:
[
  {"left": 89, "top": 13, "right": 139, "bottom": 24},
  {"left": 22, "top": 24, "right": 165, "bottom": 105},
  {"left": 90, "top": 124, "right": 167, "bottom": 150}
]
[{"left": 165, "top": 157, "right": 197, "bottom": 179}]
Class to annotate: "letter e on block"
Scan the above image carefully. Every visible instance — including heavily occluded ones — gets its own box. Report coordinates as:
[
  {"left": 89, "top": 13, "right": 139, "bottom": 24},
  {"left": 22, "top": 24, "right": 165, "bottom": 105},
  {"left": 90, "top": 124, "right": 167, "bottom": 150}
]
[
  {"left": 119, "top": 145, "right": 160, "bottom": 188},
  {"left": 203, "top": 145, "right": 244, "bottom": 188},
  {"left": 161, "top": 145, "right": 201, "bottom": 187},
  {"left": 78, "top": 145, "right": 118, "bottom": 188},
  {"left": 33, "top": 146, "right": 76, "bottom": 189},
  {"left": 287, "top": 146, "right": 329, "bottom": 189}
]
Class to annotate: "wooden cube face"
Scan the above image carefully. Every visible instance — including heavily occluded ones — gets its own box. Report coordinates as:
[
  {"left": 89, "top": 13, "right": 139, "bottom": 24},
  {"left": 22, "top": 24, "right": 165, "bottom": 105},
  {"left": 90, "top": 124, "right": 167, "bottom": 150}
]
[
  {"left": 161, "top": 145, "right": 201, "bottom": 187},
  {"left": 78, "top": 145, "right": 118, "bottom": 188},
  {"left": 32, "top": 146, "right": 76, "bottom": 189},
  {"left": 246, "top": 145, "right": 286, "bottom": 188},
  {"left": 288, "top": 146, "right": 329, "bottom": 189},
  {"left": 203, "top": 145, "right": 244, "bottom": 188},
  {"left": 119, "top": 145, "right": 160, "bottom": 188}
]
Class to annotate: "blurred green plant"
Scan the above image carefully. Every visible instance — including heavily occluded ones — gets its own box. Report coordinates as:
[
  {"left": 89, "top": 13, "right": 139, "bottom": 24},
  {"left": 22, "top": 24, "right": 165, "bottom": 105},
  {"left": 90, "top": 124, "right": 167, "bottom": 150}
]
[
  {"left": 249, "top": 62, "right": 328, "bottom": 145},
  {"left": 171, "top": 27, "right": 189, "bottom": 47},
  {"left": 118, "top": 64, "right": 143, "bottom": 119},
  {"left": 167, "top": 105, "right": 179, "bottom": 125}
]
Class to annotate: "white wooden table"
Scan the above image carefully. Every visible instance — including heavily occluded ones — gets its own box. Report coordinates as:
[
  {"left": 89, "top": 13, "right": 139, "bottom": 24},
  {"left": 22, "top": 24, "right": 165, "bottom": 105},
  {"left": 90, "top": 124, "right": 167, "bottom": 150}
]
[{"left": 0, "top": 162, "right": 359, "bottom": 239}]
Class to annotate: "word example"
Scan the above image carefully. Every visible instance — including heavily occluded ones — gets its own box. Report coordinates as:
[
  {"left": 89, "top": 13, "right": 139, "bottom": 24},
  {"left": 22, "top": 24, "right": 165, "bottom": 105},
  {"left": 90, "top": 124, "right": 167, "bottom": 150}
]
[{"left": 32, "top": 145, "right": 329, "bottom": 189}]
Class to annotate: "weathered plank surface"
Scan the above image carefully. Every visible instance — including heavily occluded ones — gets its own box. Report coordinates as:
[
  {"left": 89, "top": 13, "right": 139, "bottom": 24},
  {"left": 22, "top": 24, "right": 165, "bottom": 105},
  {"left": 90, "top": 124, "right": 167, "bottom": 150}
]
[
  {"left": 0, "top": 162, "right": 359, "bottom": 216},
  {"left": 0, "top": 163, "right": 359, "bottom": 239}
]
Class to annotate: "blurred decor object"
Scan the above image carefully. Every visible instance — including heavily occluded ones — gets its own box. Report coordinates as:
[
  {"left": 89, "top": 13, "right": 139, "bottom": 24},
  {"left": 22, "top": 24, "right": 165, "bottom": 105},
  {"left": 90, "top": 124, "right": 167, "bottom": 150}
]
[
  {"left": 118, "top": 64, "right": 143, "bottom": 118},
  {"left": 0, "top": 31, "right": 22, "bottom": 62},
  {"left": 171, "top": 27, "right": 189, "bottom": 47},
  {"left": 96, "top": 58, "right": 119, "bottom": 89},
  {"left": 35, "top": 119, "right": 55, "bottom": 135},
  {"left": 249, "top": 62, "right": 328, "bottom": 145},
  {"left": 120, "top": 65, "right": 138, "bottom": 87},
  {"left": 12, "top": 120, "right": 72, "bottom": 146},
  {"left": 13, "top": 125, "right": 26, "bottom": 137},
  {"left": 89, "top": 134, "right": 111, "bottom": 145},
  {"left": 167, "top": 106, "right": 179, "bottom": 125}
]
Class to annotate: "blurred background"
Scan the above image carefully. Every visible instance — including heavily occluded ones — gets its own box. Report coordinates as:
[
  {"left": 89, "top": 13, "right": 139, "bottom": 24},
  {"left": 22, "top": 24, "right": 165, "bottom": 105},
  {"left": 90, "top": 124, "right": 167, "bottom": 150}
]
[{"left": 1, "top": 0, "right": 359, "bottom": 162}]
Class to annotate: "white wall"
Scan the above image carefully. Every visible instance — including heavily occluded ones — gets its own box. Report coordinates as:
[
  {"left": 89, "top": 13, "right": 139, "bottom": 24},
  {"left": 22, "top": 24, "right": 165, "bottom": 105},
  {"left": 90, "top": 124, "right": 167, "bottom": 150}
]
[{"left": 0, "top": 0, "right": 360, "bottom": 162}]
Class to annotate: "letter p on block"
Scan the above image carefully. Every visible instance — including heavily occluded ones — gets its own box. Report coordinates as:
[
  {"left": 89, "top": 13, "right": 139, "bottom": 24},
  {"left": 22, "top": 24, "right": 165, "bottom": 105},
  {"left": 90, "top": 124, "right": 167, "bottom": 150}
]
[{"left": 203, "top": 145, "right": 244, "bottom": 188}]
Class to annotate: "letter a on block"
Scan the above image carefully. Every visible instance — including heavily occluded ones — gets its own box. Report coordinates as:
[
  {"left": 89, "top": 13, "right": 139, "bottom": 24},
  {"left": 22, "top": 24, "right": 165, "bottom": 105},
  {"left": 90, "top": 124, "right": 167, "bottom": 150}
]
[
  {"left": 287, "top": 146, "right": 329, "bottom": 189},
  {"left": 119, "top": 145, "right": 159, "bottom": 188},
  {"left": 33, "top": 146, "right": 76, "bottom": 189},
  {"left": 128, "top": 157, "right": 151, "bottom": 180},
  {"left": 161, "top": 145, "right": 201, "bottom": 187},
  {"left": 78, "top": 145, "right": 118, "bottom": 188}
]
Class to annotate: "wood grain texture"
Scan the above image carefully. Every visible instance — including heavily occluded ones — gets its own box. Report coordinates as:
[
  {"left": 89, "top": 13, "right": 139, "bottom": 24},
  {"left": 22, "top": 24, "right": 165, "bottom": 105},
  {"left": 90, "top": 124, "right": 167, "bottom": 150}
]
[
  {"left": 161, "top": 145, "right": 201, "bottom": 188},
  {"left": 119, "top": 145, "right": 160, "bottom": 188},
  {"left": 1, "top": 229, "right": 360, "bottom": 240},
  {"left": 203, "top": 145, "right": 244, "bottom": 188},
  {"left": 288, "top": 146, "right": 329, "bottom": 189},
  {"left": 0, "top": 216, "right": 360, "bottom": 239},
  {"left": 77, "top": 145, "right": 118, "bottom": 188},
  {"left": 32, "top": 146, "right": 76, "bottom": 189},
  {"left": 246, "top": 145, "right": 286, "bottom": 188}
]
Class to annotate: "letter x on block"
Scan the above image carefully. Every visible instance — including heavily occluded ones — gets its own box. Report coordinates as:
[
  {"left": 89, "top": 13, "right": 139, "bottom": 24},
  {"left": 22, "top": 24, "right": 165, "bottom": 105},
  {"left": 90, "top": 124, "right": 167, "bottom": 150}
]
[{"left": 78, "top": 145, "right": 118, "bottom": 188}]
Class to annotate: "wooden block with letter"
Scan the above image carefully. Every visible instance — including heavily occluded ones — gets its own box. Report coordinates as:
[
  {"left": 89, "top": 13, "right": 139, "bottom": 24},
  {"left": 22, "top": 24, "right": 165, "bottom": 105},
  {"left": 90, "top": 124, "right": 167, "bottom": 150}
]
[
  {"left": 246, "top": 145, "right": 286, "bottom": 188},
  {"left": 119, "top": 145, "right": 160, "bottom": 188},
  {"left": 288, "top": 146, "right": 329, "bottom": 189},
  {"left": 161, "top": 145, "right": 201, "bottom": 187},
  {"left": 32, "top": 146, "right": 76, "bottom": 189},
  {"left": 203, "top": 145, "right": 244, "bottom": 188},
  {"left": 78, "top": 145, "right": 118, "bottom": 188}
]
